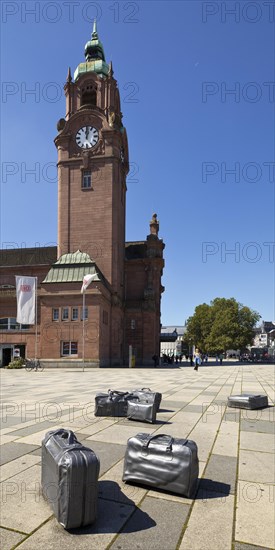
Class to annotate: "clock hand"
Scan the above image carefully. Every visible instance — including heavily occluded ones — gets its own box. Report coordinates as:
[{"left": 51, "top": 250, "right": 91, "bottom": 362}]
[{"left": 85, "top": 126, "right": 89, "bottom": 139}]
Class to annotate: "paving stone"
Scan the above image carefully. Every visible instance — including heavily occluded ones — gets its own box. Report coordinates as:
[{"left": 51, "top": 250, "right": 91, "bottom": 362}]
[
  {"left": 86, "top": 424, "right": 153, "bottom": 446},
  {"left": 224, "top": 409, "right": 240, "bottom": 422},
  {"left": 99, "top": 460, "right": 147, "bottom": 505},
  {"left": 212, "top": 421, "right": 239, "bottom": 457},
  {"left": 28, "top": 448, "right": 41, "bottom": 457},
  {"left": 159, "top": 400, "right": 182, "bottom": 410},
  {"left": 182, "top": 404, "right": 205, "bottom": 413},
  {"left": 0, "top": 442, "right": 40, "bottom": 466},
  {"left": 187, "top": 423, "right": 218, "bottom": 462},
  {"left": 235, "top": 481, "right": 275, "bottom": 548},
  {"left": 234, "top": 542, "right": 273, "bottom": 550},
  {"left": 0, "top": 454, "right": 41, "bottom": 482},
  {"left": 76, "top": 438, "right": 126, "bottom": 476},
  {"left": 240, "top": 419, "right": 275, "bottom": 434},
  {"left": 238, "top": 449, "right": 275, "bottom": 484},
  {"left": 0, "top": 465, "right": 53, "bottom": 532},
  {"left": 240, "top": 431, "right": 275, "bottom": 453},
  {"left": 0, "top": 527, "right": 27, "bottom": 550},
  {"left": 112, "top": 496, "right": 190, "bottom": 549},
  {"left": 16, "top": 499, "right": 135, "bottom": 549},
  {"left": 7, "top": 420, "right": 64, "bottom": 438},
  {"left": 179, "top": 490, "right": 235, "bottom": 550},
  {"left": 240, "top": 407, "right": 275, "bottom": 422},
  {"left": 14, "top": 425, "right": 64, "bottom": 446},
  {"left": 200, "top": 454, "right": 237, "bottom": 494},
  {"left": 1, "top": 365, "right": 274, "bottom": 550}
]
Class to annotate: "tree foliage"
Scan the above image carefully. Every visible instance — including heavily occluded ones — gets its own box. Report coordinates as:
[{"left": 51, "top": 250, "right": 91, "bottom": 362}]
[{"left": 184, "top": 298, "right": 260, "bottom": 353}]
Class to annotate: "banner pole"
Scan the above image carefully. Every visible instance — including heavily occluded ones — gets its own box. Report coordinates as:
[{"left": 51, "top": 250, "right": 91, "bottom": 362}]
[
  {"left": 34, "top": 277, "right": 38, "bottom": 362},
  {"left": 82, "top": 289, "right": 85, "bottom": 372}
]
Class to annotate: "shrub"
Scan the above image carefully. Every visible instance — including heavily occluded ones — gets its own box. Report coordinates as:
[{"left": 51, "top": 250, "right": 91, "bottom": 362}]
[{"left": 6, "top": 358, "right": 25, "bottom": 369}]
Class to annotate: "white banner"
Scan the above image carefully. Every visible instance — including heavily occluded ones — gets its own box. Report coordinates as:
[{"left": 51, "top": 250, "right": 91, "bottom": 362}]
[
  {"left": 15, "top": 276, "right": 36, "bottom": 325},
  {"left": 81, "top": 273, "right": 97, "bottom": 294}
]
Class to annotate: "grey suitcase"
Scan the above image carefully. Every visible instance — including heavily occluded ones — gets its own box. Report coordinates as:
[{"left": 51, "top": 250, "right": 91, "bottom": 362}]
[
  {"left": 123, "top": 433, "right": 199, "bottom": 498},
  {"left": 127, "top": 398, "right": 157, "bottom": 423},
  {"left": 132, "top": 388, "right": 162, "bottom": 411},
  {"left": 94, "top": 390, "right": 133, "bottom": 417},
  {"left": 228, "top": 394, "right": 268, "bottom": 409},
  {"left": 42, "top": 429, "right": 100, "bottom": 529}
]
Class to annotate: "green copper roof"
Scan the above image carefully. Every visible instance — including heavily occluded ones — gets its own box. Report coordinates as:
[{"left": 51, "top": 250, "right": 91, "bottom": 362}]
[
  {"left": 74, "top": 60, "right": 110, "bottom": 80},
  {"left": 74, "top": 21, "right": 109, "bottom": 80},
  {"left": 42, "top": 250, "right": 103, "bottom": 284}
]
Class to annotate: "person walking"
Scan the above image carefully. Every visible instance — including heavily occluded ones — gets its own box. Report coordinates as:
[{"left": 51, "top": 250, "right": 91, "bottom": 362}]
[{"left": 194, "top": 349, "right": 201, "bottom": 371}]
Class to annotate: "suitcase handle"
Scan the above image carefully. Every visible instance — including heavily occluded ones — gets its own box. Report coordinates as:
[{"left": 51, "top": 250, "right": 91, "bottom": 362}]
[
  {"left": 108, "top": 389, "right": 129, "bottom": 396},
  {"left": 51, "top": 429, "right": 77, "bottom": 445},
  {"left": 141, "top": 388, "right": 152, "bottom": 391},
  {"left": 143, "top": 434, "right": 174, "bottom": 452}
]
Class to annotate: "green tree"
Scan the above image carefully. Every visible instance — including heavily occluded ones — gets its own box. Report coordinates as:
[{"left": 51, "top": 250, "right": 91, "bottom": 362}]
[{"left": 185, "top": 298, "right": 260, "bottom": 354}]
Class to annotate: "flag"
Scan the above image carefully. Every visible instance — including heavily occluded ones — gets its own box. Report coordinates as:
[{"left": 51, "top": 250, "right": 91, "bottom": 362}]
[
  {"left": 15, "top": 276, "right": 36, "bottom": 325},
  {"left": 81, "top": 273, "right": 97, "bottom": 294}
]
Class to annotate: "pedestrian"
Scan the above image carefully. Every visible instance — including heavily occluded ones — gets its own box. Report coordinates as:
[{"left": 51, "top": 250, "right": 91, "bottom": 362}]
[
  {"left": 152, "top": 354, "right": 158, "bottom": 367},
  {"left": 194, "top": 349, "right": 201, "bottom": 371},
  {"left": 219, "top": 353, "right": 223, "bottom": 365}
]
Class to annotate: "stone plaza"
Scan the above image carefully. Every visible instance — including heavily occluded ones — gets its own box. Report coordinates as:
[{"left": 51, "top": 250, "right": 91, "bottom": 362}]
[{"left": 0, "top": 362, "right": 274, "bottom": 550}]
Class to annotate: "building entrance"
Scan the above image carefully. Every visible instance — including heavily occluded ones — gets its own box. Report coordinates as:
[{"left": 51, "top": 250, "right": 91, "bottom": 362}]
[{"left": 0, "top": 345, "right": 26, "bottom": 367}]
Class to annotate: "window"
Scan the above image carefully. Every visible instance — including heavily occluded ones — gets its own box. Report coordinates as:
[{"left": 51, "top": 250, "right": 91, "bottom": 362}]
[
  {"left": 81, "top": 307, "right": 88, "bottom": 320},
  {"left": 81, "top": 86, "right": 97, "bottom": 107},
  {"left": 62, "top": 307, "right": 69, "bottom": 321},
  {"left": 52, "top": 308, "right": 59, "bottom": 321},
  {"left": 0, "top": 317, "right": 29, "bottom": 330},
  {"left": 82, "top": 171, "right": 92, "bottom": 189},
  {"left": 61, "top": 341, "right": 78, "bottom": 356},
  {"left": 72, "top": 307, "right": 78, "bottom": 321},
  {"left": 131, "top": 319, "right": 136, "bottom": 330}
]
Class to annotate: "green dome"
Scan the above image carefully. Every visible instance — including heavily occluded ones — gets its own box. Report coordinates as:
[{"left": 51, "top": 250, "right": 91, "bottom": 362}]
[{"left": 74, "top": 21, "right": 110, "bottom": 80}]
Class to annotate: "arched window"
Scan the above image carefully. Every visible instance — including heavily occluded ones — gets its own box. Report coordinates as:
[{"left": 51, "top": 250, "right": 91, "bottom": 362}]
[{"left": 81, "top": 85, "right": 97, "bottom": 107}]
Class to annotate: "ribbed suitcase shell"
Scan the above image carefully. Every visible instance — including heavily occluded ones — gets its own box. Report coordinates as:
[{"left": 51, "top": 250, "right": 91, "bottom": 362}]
[
  {"left": 94, "top": 390, "right": 132, "bottom": 417},
  {"left": 127, "top": 398, "right": 157, "bottom": 423},
  {"left": 42, "top": 429, "right": 100, "bottom": 529},
  {"left": 228, "top": 394, "right": 268, "bottom": 409},
  {"left": 131, "top": 388, "right": 162, "bottom": 411},
  {"left": 123, "top": 433, "right": 199, "bottom": 498}
]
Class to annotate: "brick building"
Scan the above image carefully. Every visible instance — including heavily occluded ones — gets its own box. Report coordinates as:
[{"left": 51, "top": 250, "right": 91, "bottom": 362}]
[{"left": 0, "top": 24, "right": 165, "bottom": 367}]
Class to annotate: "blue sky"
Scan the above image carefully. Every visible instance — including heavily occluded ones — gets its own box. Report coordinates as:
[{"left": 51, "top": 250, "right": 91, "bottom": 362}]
[{"left": 1, "top": 1, "right": 274, "bottom": 325}]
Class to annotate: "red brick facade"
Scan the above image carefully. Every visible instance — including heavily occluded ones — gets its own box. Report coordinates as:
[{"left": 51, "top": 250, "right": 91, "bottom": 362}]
[{"left": 0, "top": 28, "right": 164, "bottom": 367}]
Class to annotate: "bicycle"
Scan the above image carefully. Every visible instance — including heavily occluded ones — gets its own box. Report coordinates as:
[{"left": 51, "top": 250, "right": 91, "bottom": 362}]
[{"left": 24, "top": 359, "right": 44, "bottom": 372}]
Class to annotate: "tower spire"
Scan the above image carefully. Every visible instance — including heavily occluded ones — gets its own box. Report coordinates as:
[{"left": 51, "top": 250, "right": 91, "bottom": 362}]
[
  {"left": 92, "top": 19, "right": 98, "bottom": 39},
  {"left": 84, "top": 21, "right": 105, "bottom": 62}
]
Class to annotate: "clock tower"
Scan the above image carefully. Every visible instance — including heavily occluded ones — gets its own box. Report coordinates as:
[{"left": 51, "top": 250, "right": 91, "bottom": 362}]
[{"left": 55, "top": 22, "right": 129, "bottom": 298}]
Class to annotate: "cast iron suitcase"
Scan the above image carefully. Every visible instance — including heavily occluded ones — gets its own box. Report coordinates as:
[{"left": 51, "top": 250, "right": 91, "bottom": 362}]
[
  {"left": 42, "top": 429, "right": 100, "bottom": 529},
  {"left": 127, "top": 398, "right": 157, "bottom": 423},
  {"left": 94, "top": 390, "right": 133, "bottom": 417},
  {"left": 228, "top": 394, "right": 268, "bottom": 409},
  {"left": 131, "top": 388, "right": 162, "bottom": 411},
  {"left": 123, "top": 433, "right": 199, "bottom": 498}
]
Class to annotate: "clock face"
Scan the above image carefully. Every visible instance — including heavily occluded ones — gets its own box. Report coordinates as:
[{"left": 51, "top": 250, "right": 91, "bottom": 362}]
[{"left": 75, "top": 126, "right": 99, "bottom": 149}]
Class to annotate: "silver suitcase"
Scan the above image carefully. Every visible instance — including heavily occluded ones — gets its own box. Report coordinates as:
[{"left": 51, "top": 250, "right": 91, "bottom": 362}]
[
  {"left": 228, "top": 394, "right": 268, "bottom": 409},
  {"left": 132, "top": 388, "right": 162, "bottom": 411},
  {"left": 123, "top": 433, "right": 199, "bottom": 498},
  {"left": 42, "top": 429, "right": 100, "bottom": 529},
  {"left": 127, "top": 398, "right": 157, "bottom": 423}
]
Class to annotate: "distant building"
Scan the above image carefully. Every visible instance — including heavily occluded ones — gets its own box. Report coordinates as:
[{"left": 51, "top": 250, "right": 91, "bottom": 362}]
[
  {"left": 253, "top": 321, "right": 275, "bottom": 350},
  {"left": 160, "top": 326, "right": 187, "bottom": 357}
]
